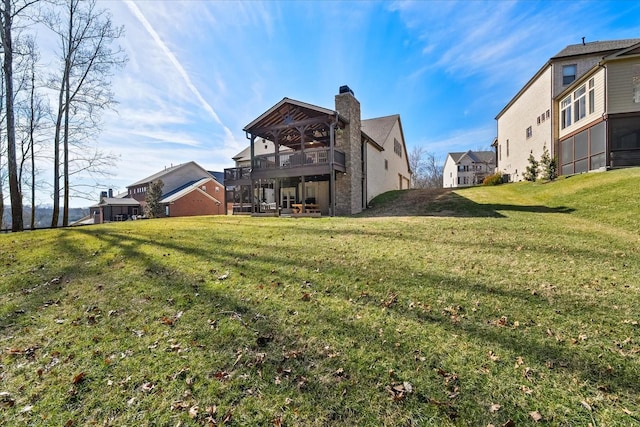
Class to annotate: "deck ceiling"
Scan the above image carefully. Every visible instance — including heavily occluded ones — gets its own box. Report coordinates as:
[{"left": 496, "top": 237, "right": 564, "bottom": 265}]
[{"left": 244, "top": 99, "right": 347, "bottom": 149}]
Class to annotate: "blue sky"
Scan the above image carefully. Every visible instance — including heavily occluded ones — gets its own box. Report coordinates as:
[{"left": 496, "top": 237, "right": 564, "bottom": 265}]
[{"left": 73, "top": 0, "right": 640, "bottom": 206}]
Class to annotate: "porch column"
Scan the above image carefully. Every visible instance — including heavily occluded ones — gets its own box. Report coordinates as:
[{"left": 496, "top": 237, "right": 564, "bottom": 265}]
[
  {"left": 329, "top": 119, "right": 336, "bottom": 217},
  {"left": 273, "top": 131, "right": 281, "bottom": 215},
  {"left": 298, "top": 125, "right": 306, "bottom": 212},
  {"left": 249, "top": 134, "right": 256, "bottom": 213}
]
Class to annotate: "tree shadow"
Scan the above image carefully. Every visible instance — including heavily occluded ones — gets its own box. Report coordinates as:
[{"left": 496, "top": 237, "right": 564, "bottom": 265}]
[{"left": 359, "top": 190, "right": 575, "bottom": 217}]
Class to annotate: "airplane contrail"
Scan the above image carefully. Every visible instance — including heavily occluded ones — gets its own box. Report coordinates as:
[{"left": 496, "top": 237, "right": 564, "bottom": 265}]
[{"left": 124, "top": 0, "right": 236, "bottom": 142}]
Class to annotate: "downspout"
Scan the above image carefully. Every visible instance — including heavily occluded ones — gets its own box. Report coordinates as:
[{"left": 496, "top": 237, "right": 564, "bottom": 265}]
[
  {"left": 247, "top": 132, "right": 255, "bottom": 214},
  {"left": 329, "top": 114, "right": 339, "bottom": 217},
  {"left": 598, "top": 60, "right": 609, "bottom": 168}
]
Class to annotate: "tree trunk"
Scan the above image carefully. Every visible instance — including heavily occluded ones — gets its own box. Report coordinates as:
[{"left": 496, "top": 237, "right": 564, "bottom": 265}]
[{"left": 2, "top": 0, "right": 23, "bottom": 232}]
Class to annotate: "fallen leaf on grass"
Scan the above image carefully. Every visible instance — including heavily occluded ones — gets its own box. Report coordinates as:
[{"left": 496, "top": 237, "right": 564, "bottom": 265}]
[
  {"left": 622, "top": 407, "right": 633, "bottom": 415},
  {"left": 72, "top": 372, "right": 85, "bottom": 384},
  {"left": 502, "top": 420, "right": 515, "bottom": 427},
  {"left": 581, "top": 400, "right": 592, "bottom": 411},
  {"left": 189, "top": 405, "right": 199, "bottom": 419},
  {"left": 141, "top": 382, "right": 154, "bottom": 392},
  {"left": 489, "top": 403, "right": 501, "bottom": 413},
  {"left": 529, "top": 411, "right": 542, "bottom": 421}
]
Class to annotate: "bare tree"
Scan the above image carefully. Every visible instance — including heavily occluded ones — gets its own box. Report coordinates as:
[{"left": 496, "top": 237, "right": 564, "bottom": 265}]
[
  {"left": 0, "top": 0, "right": 36, "bottom": 231},
  {"left": 409, "top": 145, "right": 444, "bottom": 189},
  {"left": 14, "top": 36, "right": 46, "bottom": 229},
  {"left": 46, "top": 0, "right": 125, "bottom": 227}
]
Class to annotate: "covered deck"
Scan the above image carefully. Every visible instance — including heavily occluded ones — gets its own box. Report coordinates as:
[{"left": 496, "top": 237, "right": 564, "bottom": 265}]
[{"left": 225, "top": 97, "right": 349, "bottom": 216}]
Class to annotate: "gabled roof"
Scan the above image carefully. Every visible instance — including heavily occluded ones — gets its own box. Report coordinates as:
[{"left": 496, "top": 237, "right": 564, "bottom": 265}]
[
  {"left": 128, "top": 161, "right": 210, "bottom": 188},
  {"left": 449, "top": 150, "right": 496, "bottom": 164},
  {"left": 243, "top": 98, "right": 348, "bottom": 149},
  {"left": 91, "top": 197, "right": 141, "bottom": 208},
  {"left": 208, "top": 171, "right": 225, "bottom": 184},
  {"left": 361, "top": 114, "right": 399, "bottom": 148},
  {"left": 552, "top": 39, "right": 640, "bottom": 59},
  {"left": 160, "top": 177, "right": 222, "bottom": 204}
]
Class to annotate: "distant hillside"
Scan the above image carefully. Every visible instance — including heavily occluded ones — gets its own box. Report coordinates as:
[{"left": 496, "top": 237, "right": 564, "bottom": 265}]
[{"left": 1, "top": 206, "right": 89, "bottom": 230}]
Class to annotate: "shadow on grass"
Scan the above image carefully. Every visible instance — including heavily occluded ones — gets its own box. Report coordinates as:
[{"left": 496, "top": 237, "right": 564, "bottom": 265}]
[
  {"left": 2, "top": 220, "right": 637, "bottom": 424},
  {"left": 359, "top": 190, "right": 575, "bottom": 217}
]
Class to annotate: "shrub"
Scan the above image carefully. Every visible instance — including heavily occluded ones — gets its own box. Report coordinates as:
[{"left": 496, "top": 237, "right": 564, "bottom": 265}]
[
  {"left": 540, "top": 147, "right": 558, "bottom": 181},
  {"left": 524, "top": 154, "right": 539, "bottom": 181},
  {"left": 483, "top": 173, "right": 503, "bottom": 186}
]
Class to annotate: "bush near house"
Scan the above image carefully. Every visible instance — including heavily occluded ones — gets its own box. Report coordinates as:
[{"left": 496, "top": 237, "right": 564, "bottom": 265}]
[{"left": 482, "top": 172, "right": 503, "bottom": 186}]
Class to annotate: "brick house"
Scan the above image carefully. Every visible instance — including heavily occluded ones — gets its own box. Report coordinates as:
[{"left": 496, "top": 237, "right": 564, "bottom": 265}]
[
  {"left": 89, "top": 161, "right": 224, "bottom": 223},
  {"left": 224, "top": 86, "right": 412, "bottom": 216}
]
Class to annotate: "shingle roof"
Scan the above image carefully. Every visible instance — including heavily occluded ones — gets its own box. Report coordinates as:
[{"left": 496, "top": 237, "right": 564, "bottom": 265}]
[
  {"left": 160, "top": 178, "right": 221, "bottom": 204},
  {"left": 91, "top": 197, "right": 141, "bottom": 208},
  {"left": 361, "top": 114, "right": 399, "bottom": 147},
  {"left": 128, "top": 161, "right": 207, "bottom": 187},
  {"left": 552, "top": 39, "right": 640, "bottom": 59},
  {"left": 449, "top": 150, "right": 495, "bottom": 164}
]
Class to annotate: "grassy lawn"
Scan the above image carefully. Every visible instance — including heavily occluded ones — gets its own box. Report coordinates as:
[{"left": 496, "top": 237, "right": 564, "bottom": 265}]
[{"left": 1, "top": 168, "right": 639, "bottom": 426}]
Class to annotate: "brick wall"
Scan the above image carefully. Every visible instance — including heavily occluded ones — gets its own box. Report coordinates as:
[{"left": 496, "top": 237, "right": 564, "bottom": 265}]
[{"left": 166, "top": 180, "right": 225, "bottom": 217}]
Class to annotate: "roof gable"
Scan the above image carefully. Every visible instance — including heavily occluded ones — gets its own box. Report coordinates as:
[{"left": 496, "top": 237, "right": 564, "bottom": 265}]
[
  {"left": 128, "top": 161, "right": 211, "bottom": 188},
  {"left": 361, "top": 114, "right": 399, "bottom": 147},
  {"left": 552, "top": 39, "right": 640, "bottom": 59},
  {"left": 160, "top": 177, "right": 221, "bottom": 204}
]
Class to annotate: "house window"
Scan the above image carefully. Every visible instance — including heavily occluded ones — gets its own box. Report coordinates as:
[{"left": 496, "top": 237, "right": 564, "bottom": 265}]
[
  {"left": 546, "top": 109, "right": 550, "bottom": 119},
  {"left": 394, "top": 138, "right": 402, "bottom": 157},
  {"left": 537, "top": 116, "right": 541, "bottom": 125},
  {"left": 201, "top": 185, "right": 206, "bottom": 191},
  {"left": 561, "top": 95, "right": 572, "bottom": 129},
  {"left": 588, "top": 78, "right": 595, "bottom": 114},
  {"left": 573, "top": 85, "right": 586, "bottom": 122},
  {"left": 563, "top": 64, "right": 577, "bottom": 85},
  {"left": 215, "top": 186, "right": 219, "bottom": 192},
  {"left": 526, "top": 126, "right": 532, "bottom": 139},
  {"left": 384, "top": 159, "right": 388, "bottom": 170},
  {"left": 506, "top": 139, "right": 509, "bottom": 157}
]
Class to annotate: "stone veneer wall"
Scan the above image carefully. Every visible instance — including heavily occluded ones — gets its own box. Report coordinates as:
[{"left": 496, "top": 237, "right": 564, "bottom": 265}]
[{"left": 334, "top": 91, "right": 363, "bottom": 215}]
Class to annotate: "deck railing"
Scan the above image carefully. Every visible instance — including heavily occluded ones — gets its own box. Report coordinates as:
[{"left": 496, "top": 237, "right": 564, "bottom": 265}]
[{"left": 254, "top": 147, "right": 344, "bottom": 170}]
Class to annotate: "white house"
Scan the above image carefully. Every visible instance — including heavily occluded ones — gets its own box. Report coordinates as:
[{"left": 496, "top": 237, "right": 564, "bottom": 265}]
[{"left": 443, "top": 150, "right": 497, "bottom": 188}]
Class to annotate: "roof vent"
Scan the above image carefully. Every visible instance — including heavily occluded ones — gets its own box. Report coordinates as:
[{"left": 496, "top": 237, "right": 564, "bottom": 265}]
[{"left": 339, "top": 85, "right": 354, "bottom": 96}]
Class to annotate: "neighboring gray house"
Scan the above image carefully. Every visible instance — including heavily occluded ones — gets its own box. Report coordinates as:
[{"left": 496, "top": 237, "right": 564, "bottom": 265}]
[
  {"left": 496, "top": 38, "right": 640, "bottom": 181},
  {"left": 443, "top": 150, "right": 496, "bottom": 188}
]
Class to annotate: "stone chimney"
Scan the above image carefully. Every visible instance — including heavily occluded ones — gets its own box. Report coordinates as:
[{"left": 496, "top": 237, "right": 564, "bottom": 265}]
[{"left": 334, "top": 85, "right": 363, "bottom": 215}]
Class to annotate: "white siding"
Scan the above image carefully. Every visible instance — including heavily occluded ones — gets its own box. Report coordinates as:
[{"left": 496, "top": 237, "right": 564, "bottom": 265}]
[
  {"left": 442, "top": 155, "right": 457, "bottom": 188},
  {"left": 607, "top": 58, "right": 640, "bottom": 114},
  {"left": 366, "top": 119, "right": 411, "bottom": 202},
  {"left": 497, "top": 66, "right": 553, "bottom": 181},
  {"left": 559, "top": 67, "right": 606, "bottom": 139}
]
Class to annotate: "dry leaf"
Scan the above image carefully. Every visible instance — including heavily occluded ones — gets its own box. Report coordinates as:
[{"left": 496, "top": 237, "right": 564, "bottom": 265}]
[
  {"left": 189, "top": 405, "right": 199, "bottom": 419},
  {"left": 581, "top": 400, "right": 592, "bottom": 411},
  {"left": 141, "top": 382, "right": 154, "bottom": 392},
  {"left": 489, "top": 403, "right": 501, "bottom": 413},
  {"left": 501, "top": 421, "right": 515, "bottom": 427},
  {"left": 72, "top": 372, "right": 86, "bottom": 384},
  {"left": 529, "top": 411, "right": 542, "bottom": 421}
]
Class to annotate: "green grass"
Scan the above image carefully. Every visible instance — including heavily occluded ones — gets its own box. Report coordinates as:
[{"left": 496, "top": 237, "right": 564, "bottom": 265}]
[{"left": 1, "top": 168, "right": 639, "bottom": 426}]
